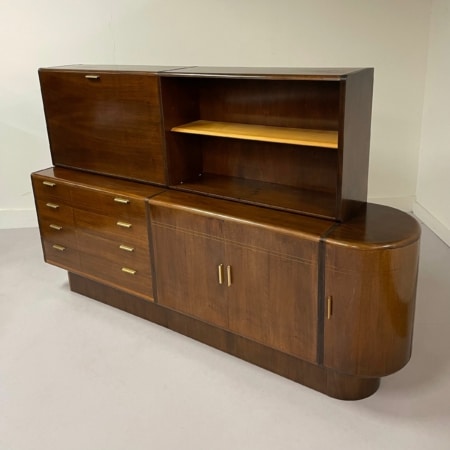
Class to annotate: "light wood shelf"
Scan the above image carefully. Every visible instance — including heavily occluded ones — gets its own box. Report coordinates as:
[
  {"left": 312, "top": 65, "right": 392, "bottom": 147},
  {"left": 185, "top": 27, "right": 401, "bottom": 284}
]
[{"left": 171, "top": 120, "right": 338, "bottom": 149}]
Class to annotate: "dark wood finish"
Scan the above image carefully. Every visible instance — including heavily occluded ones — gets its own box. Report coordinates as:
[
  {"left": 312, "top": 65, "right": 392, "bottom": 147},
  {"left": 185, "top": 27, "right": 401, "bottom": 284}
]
[
  {"left": 68, "top": 272, "right": 380, "bottom": 400},
  {"left": 174, "top": 173, "right": 337, "bottom": 219},
  {"left": 164, "top": 67, "right": 370, "bottom": 80},
  {"left": 160, "top": 69, "right": 373, "bottom": 221},
  {"left": 32, "top": 66, "right": 420, "bottom": 400},
  {"left": 31, "top": 168, "right": 163, "bottom": 300},
  {"left": 323, "top": 204, "right": 421, "bottom": 376},
  {"left": 39, "top": 68, "right": 168, "bottom": 184},
  {"left": 149, "top": 191, "right": 331, "bottom": 362},
  {"left": 337, "top": 70, "right": 374, "bottom": 220}
]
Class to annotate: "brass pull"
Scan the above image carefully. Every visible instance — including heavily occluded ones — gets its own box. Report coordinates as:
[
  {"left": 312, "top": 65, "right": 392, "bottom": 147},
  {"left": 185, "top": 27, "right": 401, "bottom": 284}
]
[
  {"left": 116, "top": 221, "right": 132, "bottom": 229},
  {"left": 119, "top": 244, "right": 134, "bottom": 252},
  {"left": 49, "top": 224, "right": 62, "bottom": 230},
  {"left": 85, "top": 74, "right": 100, "bottom": 80},
  {"left": 327, "top": 296, "right": 333, "bottom": 319},
  {"left": 114, "top": 197, "right": 130, "bottom": 204},
  {"left": 227, "top": 265, "right": 232, "bottom": 287},
  {"left": 42, "top": 181, "right": 55, "bottom": 187},
  {"left": 121, "top": 267, "right": 136, "bottom": 275},
  {"left": 218, "top": 264, "right": 224, "bottom": 285},
  {"left": 52, "top": 244, "right": 66, "bottom": 251},
  {"left": 46, "top": 202, "right": 59, "bottom": 209}
]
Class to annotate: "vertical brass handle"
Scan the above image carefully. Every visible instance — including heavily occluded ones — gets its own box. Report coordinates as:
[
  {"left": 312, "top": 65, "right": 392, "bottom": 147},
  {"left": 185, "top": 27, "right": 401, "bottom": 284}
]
[
  {"left": 218, "top": 264, "right": 224, "bottom": 285},
  {"left": 227, "top": 265, "right": 232, "bottom": 287},
  {"left": 327, "top": 296, "right": 333, "bottom": 319}
]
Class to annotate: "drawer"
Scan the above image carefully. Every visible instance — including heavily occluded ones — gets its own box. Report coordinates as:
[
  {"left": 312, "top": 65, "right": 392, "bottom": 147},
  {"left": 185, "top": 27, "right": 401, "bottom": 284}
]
[
  {"left": 32, "top": 174, "right": 71, "bottom": 203},
  {"left": 71, "top": 187, "right": 146, "bottom": 220},
  {"left": 43, "top": 240, "right": 80, "bottom": 270},
  {"left": 36, "top": 200, "right": 74, "bottom": 225},
  {"left": 39, "top": 217, "right": 77, "bottom": 247},
  {"left": 74, "top": 209, "right": 148, "bottom": 244},
  {"left": 77, "top": 231, "right": 151, "bottom": 271},
  {"left": 79, "top": 252, "right": 152, "bottom": 297}
]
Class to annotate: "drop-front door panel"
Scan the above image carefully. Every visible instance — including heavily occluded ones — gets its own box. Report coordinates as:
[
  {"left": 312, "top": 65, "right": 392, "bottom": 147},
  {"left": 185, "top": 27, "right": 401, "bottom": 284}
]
[{"left": 39, "top": 69, "right": 166, "bottom": 184}]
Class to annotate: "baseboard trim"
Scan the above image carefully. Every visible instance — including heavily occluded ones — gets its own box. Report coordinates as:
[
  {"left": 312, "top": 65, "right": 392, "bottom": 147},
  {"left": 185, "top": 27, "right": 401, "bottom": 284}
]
[
  {"left": 413, "top": 202, "right": 450, "bottom": 247},
  {"left": 0, "top": 209, "right": 38, "bottom": 229}
]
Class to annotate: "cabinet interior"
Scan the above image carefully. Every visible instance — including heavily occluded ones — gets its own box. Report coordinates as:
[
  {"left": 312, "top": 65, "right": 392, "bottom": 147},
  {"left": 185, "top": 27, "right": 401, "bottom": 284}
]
[{"left": 161, "top": 76, "right": 341, "bottom": 219}]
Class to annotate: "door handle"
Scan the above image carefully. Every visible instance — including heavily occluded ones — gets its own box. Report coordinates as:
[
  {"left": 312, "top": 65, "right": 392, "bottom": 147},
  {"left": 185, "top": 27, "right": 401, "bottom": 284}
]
[
  {"left": 218, "top": 264, "right": 224, "bottom": 285},
  {"left": 227, "top": 265, "right": 232, "bottom": 287}
]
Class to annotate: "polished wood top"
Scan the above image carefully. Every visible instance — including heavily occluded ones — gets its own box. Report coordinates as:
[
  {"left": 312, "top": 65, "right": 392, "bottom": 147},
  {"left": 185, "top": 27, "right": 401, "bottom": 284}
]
[
  {"left": 162, "top": 67, "right": 372, "bottom": 80},
  {"left": 326, "top": 203, "right": 421, "bottom": 249},
  {"left": 33, "top": 167, "right": 165, "bottom": 198},
  {"left": 40, "top": 65, "right": 372, "bottom": 80},
  {"left": 39, "top": 65, "right": 183, "bottom": 74},
  {"left": 148, "top": 190, "right": 333, "bottom": 241}
]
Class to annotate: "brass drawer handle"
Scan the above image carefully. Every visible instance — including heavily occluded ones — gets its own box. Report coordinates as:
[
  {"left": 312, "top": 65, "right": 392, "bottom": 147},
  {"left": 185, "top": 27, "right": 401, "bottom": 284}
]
[
  {"left": 121, "top": 267, "right": 136, "bottom": 275},
  {"left": 114, "top": 197, "right": 130, "bottom": 204},
  {"left": 217, "top": 264, "right": 224, "bottom": 285},
  {"left": 85, "top": 74, "right": 100, "bottom": 80},
  {"left": 49, "top": 224, "right": 62, "bottom": 230},
  {"left": 116, "top": 221, "right": 132, "bottom": 229},
  {"left": 119, "top": 244, "right": 134, "bottom": 252},
  {"left": 52, "top": 244, "right": 66, "bottom": 252},
  {"left": 46, "top": 202, "right": 59, "bottom": 209},
  {"left": 227, "top": 265, "right": 232, "bottom": 287},
  {"left": 42, "top": 181, "right": 55, "bottom": 187}
]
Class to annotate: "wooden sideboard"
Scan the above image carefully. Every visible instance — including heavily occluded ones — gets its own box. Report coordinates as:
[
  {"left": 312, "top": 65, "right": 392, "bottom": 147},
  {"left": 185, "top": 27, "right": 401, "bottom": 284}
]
[{"left": 32, "top": 65, "right": 420, "bottom": 400}]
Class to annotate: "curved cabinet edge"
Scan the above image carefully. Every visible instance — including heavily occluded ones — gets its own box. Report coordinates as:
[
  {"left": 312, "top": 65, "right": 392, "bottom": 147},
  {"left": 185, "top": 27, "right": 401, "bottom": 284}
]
[{"left": 323, "top": 203, "right": 420, "bottom": 377}]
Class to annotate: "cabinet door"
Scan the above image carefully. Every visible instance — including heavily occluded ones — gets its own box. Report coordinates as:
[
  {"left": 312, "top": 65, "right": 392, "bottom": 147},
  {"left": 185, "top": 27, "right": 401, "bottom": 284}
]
[
  {"left": 151, "top": 206, "right": 228, "bottom": 328},
  {"left": 224, "top": 222, "right": 318, "bottom": 363},
  {"left": 323, "top": 242, "right": 419, "bottom": 377},
  {"left": 39, "top": 70, "right": 166, "bottom": 184}
]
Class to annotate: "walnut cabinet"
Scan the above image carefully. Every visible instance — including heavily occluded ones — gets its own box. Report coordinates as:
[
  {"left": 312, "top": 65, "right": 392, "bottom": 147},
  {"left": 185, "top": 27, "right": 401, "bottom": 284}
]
[{"left": 31, "top": 65, "right": 420, "bottom": 400}]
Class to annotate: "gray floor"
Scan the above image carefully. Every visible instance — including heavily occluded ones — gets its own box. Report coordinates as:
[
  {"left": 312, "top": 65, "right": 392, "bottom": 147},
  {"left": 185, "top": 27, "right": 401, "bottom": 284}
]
[{"left": 0, "top": 224, "right": 449, "bottom": 450}]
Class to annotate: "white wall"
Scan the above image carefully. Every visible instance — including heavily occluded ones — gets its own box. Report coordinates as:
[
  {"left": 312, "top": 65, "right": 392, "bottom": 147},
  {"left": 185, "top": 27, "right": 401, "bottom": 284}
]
[
  {"left": 415, "top": 0, "right": 450, "bottom": 246},
  {"left": 0, "top": 0, "right": 432, "bottom": 229}
]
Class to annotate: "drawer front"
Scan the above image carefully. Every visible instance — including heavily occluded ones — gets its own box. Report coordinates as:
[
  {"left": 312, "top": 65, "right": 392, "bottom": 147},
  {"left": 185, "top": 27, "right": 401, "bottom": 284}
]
[
  {"left": 79, "top": 252, "right": 152, "bottom": 297},
  {"left": 39, "top": 217, "right": 77, "bottom": 248},
  {"left": 77, "top": 231, "right": 151, "bottom": 271},
  {"left": 74, "top": 209, "right": 148, "bottom": 244},
  {"left": 39, "top": 70, "right": 166, "bottom": 184},
  {"left": 70, "top": 187, "right": 146, "bottom": 220},
  {"left": 42, "top": 240, "right": 80, "bottom": 270},
  {"left": 32, "top": 174, "right": 71, "bottom": 203},
  {"left": 36, "top": 200, "right": 74, "bottom": 225}
]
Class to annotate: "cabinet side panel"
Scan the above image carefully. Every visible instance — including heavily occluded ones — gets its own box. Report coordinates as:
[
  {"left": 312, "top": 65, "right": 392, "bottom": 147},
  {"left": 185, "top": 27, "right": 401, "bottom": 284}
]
[
  {"left": 324, "top": 241, "right": 419, "bottom": 376},
  {"left": 337, "top": 69, "right": 373, "bottom": 220}
]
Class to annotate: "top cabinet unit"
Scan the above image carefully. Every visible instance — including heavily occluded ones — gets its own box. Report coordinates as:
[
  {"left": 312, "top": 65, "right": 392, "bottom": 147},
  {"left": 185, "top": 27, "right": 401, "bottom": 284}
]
[
  {"left": 38, "top": 65, "right": 179, "bottom": 185},
  {"left": 160, "top": 67, "right": 374, "bottom": 221}
]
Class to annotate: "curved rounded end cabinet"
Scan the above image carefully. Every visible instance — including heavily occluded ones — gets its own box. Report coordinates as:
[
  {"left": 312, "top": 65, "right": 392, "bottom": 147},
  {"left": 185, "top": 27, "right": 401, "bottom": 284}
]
[{"left": 31, "top": 66, "right": 420, "bottom": 400}]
